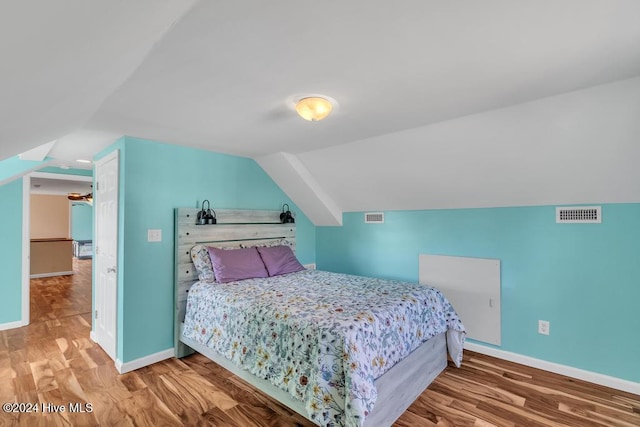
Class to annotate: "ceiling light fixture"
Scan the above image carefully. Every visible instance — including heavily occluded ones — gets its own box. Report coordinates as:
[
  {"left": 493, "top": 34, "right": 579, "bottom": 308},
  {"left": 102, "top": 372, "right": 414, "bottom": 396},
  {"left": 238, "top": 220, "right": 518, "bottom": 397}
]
[
  {"left": 76, "top": 159, "right": 91, "bottom": 164},
  {"left": 295, "top": 96, "right": 333, "bottom": 121}
]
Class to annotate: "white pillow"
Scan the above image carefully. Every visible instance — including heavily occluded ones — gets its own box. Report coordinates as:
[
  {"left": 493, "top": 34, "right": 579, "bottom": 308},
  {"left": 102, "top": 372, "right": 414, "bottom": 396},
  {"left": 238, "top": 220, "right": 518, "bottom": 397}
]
[{"left": 190, "top": 244, "right": 215, "bottom": 282}]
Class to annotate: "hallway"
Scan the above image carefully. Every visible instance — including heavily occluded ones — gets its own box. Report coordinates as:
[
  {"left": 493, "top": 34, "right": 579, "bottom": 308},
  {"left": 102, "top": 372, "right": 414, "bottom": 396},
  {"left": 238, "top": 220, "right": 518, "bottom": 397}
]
[{"left": 30, "top": 258, "right": 92, "bottom": 322}]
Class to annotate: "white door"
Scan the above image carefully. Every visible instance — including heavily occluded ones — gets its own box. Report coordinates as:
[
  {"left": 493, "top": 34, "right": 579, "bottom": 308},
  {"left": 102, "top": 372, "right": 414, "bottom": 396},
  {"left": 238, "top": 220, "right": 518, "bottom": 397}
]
[{"left": 94, "top": 150, "right": 119, "bottom": 360}]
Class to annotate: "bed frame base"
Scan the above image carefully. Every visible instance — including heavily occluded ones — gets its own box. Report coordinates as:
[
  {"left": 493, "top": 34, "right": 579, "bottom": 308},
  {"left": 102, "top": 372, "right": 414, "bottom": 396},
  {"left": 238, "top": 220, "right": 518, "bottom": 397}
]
[
  {"left": 179, "top": 327, "right": 447, "bottom": 426},
  {"left": 369, "top": 332, "right": 447, "bottom": 426}
]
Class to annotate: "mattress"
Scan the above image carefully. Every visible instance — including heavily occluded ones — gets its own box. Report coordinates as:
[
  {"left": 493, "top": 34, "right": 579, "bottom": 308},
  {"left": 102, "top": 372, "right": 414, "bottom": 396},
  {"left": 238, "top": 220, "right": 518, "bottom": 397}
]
[{"left": 182, "top": 269, "right": 465, "bottom": 427}]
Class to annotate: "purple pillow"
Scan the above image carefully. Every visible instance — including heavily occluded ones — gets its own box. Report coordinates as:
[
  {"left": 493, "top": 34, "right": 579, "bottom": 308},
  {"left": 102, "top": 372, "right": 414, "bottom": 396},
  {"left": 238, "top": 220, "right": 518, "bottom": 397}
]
[
  {"left": 207, "top": 247, "right": 268, "bottom": 283},
  {"left": 256, "top": 245, "right": 305, "bottom": 277}
]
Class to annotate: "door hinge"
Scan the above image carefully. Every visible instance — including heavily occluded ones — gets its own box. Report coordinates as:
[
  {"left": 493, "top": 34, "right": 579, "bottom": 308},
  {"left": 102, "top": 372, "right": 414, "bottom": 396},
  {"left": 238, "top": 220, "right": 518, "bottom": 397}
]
[
  {"left": 96, "top": 181, "right": 99, "bottom": 191},
  {"left": 95, "top": 310, "right": 98, "bottom": 319}
]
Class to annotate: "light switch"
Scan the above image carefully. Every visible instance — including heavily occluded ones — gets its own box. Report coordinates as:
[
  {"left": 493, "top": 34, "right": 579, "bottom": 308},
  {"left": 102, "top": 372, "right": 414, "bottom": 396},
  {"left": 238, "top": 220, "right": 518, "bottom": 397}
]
[{"left": 147, "top": 229, "right": 162, "bottom": 242}]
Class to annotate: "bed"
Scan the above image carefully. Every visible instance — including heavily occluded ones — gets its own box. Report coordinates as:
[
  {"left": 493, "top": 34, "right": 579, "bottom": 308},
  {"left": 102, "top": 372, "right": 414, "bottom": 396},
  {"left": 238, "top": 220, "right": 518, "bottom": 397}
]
[{"left": 174, "top": 208, "right": 465, "bottom": 426}]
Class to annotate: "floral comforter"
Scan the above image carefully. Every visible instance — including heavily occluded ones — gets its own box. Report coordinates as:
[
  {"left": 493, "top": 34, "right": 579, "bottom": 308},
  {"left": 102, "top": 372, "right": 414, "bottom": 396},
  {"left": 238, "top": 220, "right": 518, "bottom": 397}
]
[{"left": 182, "top": 269, "right": 465, "bottom": 426}]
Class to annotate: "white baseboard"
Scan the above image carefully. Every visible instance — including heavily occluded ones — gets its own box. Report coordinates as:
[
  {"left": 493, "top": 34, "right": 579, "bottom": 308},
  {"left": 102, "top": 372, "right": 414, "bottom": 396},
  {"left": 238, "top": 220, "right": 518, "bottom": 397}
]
[
  {"left": 115, "top": 348, "right": 174, "bottom": 374},
  {"left": 0, "top": 320, "right": 28, "bottom": 331},
  {"left": 30, "top": 271, "right": 74, "bottom": 279},
  {"left": 465, "top": 342, "right": 640, "bottom": 396},
  {"left": 89, "top": 330, "right": 97, "bottom": 342}
]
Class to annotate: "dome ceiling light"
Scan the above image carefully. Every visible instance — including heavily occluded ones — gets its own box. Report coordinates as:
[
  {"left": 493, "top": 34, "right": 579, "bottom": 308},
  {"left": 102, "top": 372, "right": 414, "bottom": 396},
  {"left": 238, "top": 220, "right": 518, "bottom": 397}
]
[{"left": 295, "top": 96, "right": 334, "bottom": 121}]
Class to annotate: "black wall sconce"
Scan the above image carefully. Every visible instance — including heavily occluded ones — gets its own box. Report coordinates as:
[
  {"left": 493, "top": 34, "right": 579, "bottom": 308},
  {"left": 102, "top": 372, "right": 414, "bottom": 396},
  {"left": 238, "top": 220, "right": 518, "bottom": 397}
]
[
  {"left": 197, "top": 200, "right": 217, "bottom": 225},
  {"left": 280, "top": 203, "right": 295, "bottom": 224}
]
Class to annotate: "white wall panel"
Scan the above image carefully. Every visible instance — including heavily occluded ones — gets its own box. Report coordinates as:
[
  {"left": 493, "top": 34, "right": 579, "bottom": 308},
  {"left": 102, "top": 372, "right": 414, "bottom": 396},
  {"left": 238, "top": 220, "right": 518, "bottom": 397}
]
[{"left": 419, "top": 254, "right": 501, "bottom": 345}]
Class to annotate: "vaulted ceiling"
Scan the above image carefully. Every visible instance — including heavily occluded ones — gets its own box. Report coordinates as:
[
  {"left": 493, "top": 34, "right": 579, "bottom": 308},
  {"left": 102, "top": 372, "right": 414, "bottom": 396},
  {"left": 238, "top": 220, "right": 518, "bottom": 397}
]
[{"left": 2, "top": 1, "right": 640, "bottom": 224}]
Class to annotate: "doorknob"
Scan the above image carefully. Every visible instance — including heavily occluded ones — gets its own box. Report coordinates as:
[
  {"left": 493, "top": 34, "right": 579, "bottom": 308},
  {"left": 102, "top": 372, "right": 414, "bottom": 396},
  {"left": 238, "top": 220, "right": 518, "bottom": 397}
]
[{"left": 107, "top": 267, "right": 117, "bottom": 273}]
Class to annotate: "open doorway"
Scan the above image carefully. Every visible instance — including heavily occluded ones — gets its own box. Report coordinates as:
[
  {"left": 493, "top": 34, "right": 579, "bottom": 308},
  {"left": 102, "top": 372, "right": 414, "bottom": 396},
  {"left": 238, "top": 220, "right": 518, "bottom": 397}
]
[{"left": 25, "top": 171, "right": 93, "bottom": 324}]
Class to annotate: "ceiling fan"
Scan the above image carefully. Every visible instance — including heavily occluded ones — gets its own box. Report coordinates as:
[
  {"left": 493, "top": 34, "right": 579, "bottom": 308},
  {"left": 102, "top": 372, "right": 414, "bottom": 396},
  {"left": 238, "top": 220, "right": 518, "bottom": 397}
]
[
  {"left": 67, "top": 192, "right": 92, "bottom": 202},
  {"left": 67, "top": 185, "right": 93, "bottom": 203},
  {"left": 67, "top": 192, "right": 93, "bottom": 203}
]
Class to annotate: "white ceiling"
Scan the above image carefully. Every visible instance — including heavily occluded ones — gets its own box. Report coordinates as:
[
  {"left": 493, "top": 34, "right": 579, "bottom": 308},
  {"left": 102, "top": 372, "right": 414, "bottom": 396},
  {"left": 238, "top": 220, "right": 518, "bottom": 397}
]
[
  {"left": 299, "top": 76, "right": 640, "bottom": 213},
  {"left": 30, "top": 177, "right": 92, "bottom": 196},
  {"left": 0, "top": 0, "right": 198, "bottom": 161},
  {"left": 3, "top": 1, "right": 640, "bottom": 222}
]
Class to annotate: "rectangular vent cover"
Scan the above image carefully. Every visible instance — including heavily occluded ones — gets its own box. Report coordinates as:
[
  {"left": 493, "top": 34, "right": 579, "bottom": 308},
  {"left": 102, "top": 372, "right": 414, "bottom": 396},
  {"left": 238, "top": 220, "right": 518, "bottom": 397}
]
[
  {"left": 556, "top": 206, "right": 601, "bottom": 223},
  {"left": 365, "top": 212, "right": 384, "bottom": 223}
]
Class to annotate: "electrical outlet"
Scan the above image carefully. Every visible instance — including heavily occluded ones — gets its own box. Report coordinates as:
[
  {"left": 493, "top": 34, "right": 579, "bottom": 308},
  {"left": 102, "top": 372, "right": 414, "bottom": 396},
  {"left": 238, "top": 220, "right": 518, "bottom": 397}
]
[{"left": 538, "top": 320, "right": 550, "bottom": 335}]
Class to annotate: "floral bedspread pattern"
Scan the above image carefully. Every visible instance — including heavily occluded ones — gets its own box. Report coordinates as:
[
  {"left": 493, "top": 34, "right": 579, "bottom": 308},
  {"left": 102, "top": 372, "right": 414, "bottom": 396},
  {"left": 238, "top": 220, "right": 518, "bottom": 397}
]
[{"left": 182, "top": 270, "right": 465, "bottom": 427}]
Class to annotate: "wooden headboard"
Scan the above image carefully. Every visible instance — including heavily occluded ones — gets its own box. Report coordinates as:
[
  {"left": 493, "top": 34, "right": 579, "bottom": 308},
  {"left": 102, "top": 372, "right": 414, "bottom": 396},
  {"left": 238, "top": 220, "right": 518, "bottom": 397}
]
[{"left": 174, "top": 208, "right": 295, "bottom": 356}]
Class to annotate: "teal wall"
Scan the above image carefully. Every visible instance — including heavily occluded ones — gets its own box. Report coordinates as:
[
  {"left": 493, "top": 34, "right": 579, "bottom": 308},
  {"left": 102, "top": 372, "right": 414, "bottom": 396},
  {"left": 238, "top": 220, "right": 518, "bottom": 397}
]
[
  {"left": 96, "top": 136, "right": 316, "bottom": 363},
  {"left": 71, "top": 203, "right": 93, "bottom": 241},
  {"left": 316, "top": 205, "right": 640, "bottom": 383},
  {"left": 0, "top": 156, "right": 50, "bottom": 183},
  {"left": 39, "top": 166, "right": 92, "bottom": 177},
  {"left": 0, "top": 179, "right": 24, "bottom": 325}
]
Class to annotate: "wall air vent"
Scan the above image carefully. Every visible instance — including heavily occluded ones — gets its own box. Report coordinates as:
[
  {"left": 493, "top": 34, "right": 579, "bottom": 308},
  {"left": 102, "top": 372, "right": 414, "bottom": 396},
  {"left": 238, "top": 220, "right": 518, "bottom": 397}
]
[
  {"left": 556, "top": 206, "right": 601, "bottom": 223},
  {"left": 365, "top": 212, "right": 384, "bottom": 224}
]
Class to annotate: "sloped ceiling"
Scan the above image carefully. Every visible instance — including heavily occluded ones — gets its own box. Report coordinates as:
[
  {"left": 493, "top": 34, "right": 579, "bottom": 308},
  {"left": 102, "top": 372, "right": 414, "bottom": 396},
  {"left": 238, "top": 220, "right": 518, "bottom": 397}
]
[
  {"left": 2, "top": 1, "right": 640, "bottom": 224},
  {"left": 0, "top": 0, "right": 198, "bottom": 161},
  {"left": 298, "top": 77, "right": 640, "bottom": 214}
]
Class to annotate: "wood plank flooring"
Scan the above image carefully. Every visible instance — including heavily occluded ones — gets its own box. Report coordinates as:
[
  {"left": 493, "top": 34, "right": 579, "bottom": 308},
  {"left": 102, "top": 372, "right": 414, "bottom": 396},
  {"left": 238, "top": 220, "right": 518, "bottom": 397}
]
[
  {"left": 29, "top": 258, "right": 92, "bottom": 323},
  {"left": 1, "top": 260, "right": 638, "bottom": 426}
]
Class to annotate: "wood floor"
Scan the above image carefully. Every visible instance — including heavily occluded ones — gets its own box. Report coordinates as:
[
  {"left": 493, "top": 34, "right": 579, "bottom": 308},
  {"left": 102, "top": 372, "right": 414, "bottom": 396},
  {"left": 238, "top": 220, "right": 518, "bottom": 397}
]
[
  {"left": 29, "top": 258, "right": 93, "bottom": 323},
  {"left": 1, "top": 260, "right": 638, "bottom": 426}
]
